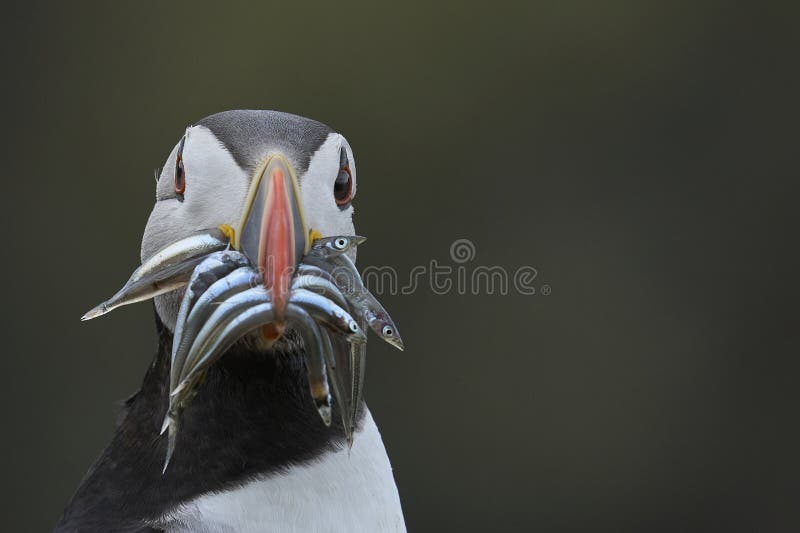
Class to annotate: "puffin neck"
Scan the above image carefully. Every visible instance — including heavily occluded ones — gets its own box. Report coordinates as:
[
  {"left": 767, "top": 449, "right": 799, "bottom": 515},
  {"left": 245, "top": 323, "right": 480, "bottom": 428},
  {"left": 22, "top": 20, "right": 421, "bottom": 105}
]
[{"left": 55, "top": 312, "right": 360, "bottom": 532}]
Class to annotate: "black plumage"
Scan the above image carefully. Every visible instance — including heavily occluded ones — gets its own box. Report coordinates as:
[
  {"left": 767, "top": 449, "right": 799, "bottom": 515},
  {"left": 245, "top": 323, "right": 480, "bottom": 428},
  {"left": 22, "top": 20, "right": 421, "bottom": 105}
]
[{"left": 55, "top": 315, "right": 361, "bottom": 533}]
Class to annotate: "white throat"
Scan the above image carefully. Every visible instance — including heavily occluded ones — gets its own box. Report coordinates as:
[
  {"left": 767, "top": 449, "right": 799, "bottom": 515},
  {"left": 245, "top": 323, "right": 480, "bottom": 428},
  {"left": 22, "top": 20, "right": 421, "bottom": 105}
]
[{"left": 154, "top": 409, "right": 406, "bottom": 533}]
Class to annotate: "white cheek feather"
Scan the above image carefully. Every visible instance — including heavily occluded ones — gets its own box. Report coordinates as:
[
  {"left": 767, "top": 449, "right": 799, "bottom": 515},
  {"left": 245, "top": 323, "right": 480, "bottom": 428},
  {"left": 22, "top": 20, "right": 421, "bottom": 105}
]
[
  {"left": 142, "top": 125, "right": 249, "bottom": 258},
  {"left": 156, "top": 410, "right": 406, "bottom": 533},
  {"left": 141, "top": 125, "right": 249, "bottom": 330},
  {"left": 300, "top": 133, "right": 357, "bottom": 244}
]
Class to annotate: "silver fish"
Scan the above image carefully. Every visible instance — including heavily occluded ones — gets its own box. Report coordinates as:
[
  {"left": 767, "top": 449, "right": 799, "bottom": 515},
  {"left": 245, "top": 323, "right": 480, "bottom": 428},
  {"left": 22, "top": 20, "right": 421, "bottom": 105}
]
[
  {"left": 291, "top": 273, "right": 349, "bottom": 310},
  {"left": 162, "top": 289, "right": 273, "bottom": 471},
  {"left": 364, "top": 306, "right": 404, "bottom": 351},
  {"left": 173, "top": 300, "right": 333, "bottom": 425},
  {"left": 286, "top": 304, "right": 333, "bottom": 425},
  {"left": 292, "top": 268, "right": 367, "bottom": 434},
  {"left": 175, "top": 286, "right": 271, "bottom": 390},
  {"left": 161, "top": 253, "right": 250, "bottom": 461},
  {"left": 170, "top": 267, "right": 260, "bottom": 381},
  {"left": 170, "top": 254, "right": 252, "bottom": 392},
  {"left": 305, "top": 235, "right": 366, "bottom": 260},
  {"left": 349, "top": 318, "right": 368, "bottom": 429},
  {"left": 288, "top": 288, "right": 366, "bottom": 339},
  {"left": 81, "top": 228, "right": 229, "bottom": 320},
  {"left": 157, "top": 233, "right": 394, "bottom": 470},
  {"left": 319, "top": 327, "right": 353, "bottom": 444},
  {"left": 305, "top": 253, "right": 403, "bottom": 350}
]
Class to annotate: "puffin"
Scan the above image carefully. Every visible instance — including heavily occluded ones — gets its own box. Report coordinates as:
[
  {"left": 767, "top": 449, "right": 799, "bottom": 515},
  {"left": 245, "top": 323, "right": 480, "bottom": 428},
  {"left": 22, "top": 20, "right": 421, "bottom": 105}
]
[{"left": 55, "top": 110, "right": 406, "bottom": 533}]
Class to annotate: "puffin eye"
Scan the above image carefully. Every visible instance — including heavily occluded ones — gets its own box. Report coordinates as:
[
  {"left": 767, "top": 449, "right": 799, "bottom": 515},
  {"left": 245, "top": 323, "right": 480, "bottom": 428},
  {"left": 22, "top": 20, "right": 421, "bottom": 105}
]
[
  {"left": 333, "top": 166, "right": 353, "bottom": 206},
  {"left": 174, "top": 137, "right": 186, "bottom": 198}
]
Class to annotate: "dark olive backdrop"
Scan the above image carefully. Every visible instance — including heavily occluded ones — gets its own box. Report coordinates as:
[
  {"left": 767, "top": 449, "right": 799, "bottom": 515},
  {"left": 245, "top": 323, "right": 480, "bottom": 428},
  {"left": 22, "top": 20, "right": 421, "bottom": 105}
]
[{"left": 1, "top": 1, "right": 798, "bottom": 531}]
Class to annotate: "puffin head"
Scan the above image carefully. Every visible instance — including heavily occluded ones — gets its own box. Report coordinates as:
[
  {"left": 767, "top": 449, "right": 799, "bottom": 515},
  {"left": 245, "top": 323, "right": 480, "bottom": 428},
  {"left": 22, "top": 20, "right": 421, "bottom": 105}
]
[{"left": 141, "top": 110, "right": 358, "bottom": 332}]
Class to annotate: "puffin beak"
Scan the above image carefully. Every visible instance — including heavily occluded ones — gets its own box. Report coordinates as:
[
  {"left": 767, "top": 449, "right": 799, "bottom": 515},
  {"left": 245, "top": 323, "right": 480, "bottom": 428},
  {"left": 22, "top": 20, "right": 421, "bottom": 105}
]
[{"left": 235, "top": 154, "right": 311, "bottom": 339}]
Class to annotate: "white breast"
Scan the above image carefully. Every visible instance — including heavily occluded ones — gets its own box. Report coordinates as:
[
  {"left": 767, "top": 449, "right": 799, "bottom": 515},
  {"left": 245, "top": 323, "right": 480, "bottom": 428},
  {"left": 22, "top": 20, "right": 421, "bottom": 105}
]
[{"left": 155, "top": 409, "right": 406, "bottom": 533}]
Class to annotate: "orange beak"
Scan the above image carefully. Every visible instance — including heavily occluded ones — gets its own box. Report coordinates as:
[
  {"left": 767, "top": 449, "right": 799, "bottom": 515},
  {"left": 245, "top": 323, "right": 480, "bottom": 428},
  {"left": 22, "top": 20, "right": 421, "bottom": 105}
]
[{"left": 236, "top": 155, "right": 310, "bottom": 340}]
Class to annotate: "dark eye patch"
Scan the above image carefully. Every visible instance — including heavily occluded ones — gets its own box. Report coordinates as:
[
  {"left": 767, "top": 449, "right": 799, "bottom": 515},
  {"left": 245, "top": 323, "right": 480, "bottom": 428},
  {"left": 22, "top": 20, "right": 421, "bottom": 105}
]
[
  {"left": 334, "top": 147, "right": 353, "bottom": 208},
  {"left": 174, "top": 136, "right": 186, "bottom": 200}
]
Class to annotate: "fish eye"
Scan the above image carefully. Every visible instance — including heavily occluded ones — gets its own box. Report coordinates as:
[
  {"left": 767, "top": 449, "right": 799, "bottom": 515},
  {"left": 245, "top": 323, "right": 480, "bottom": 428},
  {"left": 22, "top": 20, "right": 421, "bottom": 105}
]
[
  {"left": 382, "top": 325, "right": 394, "bottom": 337},
  {"left": 334, "top": 237, "right": 348, "bottom": 250},
  {"left": 333, "top": 166, "right": 353, "bottom": 206},
  {"left": 174, "top": 137, "right": 186, "bottom": 198}
]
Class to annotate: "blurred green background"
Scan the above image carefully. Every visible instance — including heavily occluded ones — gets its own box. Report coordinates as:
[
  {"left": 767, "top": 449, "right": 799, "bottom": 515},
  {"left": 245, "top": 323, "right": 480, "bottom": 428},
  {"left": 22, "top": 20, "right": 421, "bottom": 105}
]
[{"left": 1, "top": 1, "right": 798, "bottom": 531}]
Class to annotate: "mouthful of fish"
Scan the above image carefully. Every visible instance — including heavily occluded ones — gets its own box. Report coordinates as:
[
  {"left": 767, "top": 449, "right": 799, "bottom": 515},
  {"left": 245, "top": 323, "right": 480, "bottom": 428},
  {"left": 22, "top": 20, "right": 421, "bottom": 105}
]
[{"left": 81, "top": 155, "right": 402, "bottom": 472}]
